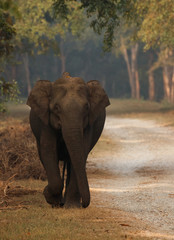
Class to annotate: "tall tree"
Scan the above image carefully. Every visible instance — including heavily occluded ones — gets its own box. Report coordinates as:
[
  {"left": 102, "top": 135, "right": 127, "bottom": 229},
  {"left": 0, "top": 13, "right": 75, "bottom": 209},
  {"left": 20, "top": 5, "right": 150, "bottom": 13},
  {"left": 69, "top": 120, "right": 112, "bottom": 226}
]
[
  {"left": 135, "top": 0, "right": 174, "bottom": 102},
  {"left": 14, "top": 0, "right": 55, "bottom": 94},
  {"left": 160, "top": 49, "right": 174, "bottom": 103},
  {"left": 13, "top": 0, "right": 86, "bottom": 94},
  {"left": 0, "top": 0, "right": 19, "bottom": 112},
  {"left": 148, "top": 51, "right": 155, "bottom": 101},
  {"left": 120, "top": 39, "right": 140, "bottom": 99},
  {"left": 112, "top": 23, "right": 140, "bottom": 99}
]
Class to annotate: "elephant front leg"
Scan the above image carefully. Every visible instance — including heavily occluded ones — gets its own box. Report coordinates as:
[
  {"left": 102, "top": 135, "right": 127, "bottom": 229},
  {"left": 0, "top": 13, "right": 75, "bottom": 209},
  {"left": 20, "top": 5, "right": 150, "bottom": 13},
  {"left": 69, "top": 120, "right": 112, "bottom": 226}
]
[
  {"left": 64, "top": 163, "right": 81, "bottom": 208},
  {"left": 39, "top": 128, "right": 63, "bottom": 207}
]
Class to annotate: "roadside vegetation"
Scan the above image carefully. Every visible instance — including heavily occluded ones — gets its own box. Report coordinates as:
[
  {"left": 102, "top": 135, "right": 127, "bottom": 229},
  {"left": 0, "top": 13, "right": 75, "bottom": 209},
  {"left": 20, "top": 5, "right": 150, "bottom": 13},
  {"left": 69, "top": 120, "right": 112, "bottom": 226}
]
[{"left": 108, "top": 99, "right": 174, "bottom": 126}]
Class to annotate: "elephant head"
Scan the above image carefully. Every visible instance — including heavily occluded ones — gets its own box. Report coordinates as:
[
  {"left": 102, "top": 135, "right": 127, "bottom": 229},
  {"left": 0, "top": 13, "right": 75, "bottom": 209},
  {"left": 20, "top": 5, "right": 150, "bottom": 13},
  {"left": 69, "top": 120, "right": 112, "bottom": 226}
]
[{"left": 27, "top": 73, "right": 110, "bottom": 207}]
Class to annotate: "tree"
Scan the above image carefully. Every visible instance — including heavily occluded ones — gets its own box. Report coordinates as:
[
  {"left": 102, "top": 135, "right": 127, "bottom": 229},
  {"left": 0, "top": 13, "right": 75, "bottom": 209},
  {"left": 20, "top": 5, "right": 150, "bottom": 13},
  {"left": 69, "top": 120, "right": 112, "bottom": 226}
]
[
  {"left": 135, "top": 0, "right": 174, "bottom": 50},
  {"left": 53, "top": 1, "right": 86, "bottom": 74},
  {"left": 13, "top": 0, "right": 86, "bottom": 95},
  {"left": 0, "top": 0, "right": 17, "bottom": 58},
  {"left": 112, "top": 23, "right": 140, "bottom": 99},
  {"left": 135, "top": 0, "right": 174, "bottom": 102},
  {"left": 53, "top": 0, "right": 135, "bottom": 51},
  {"left": 0, "top": 0, "right": 19, "bottom": 112},
  {"left": 121, "top": 39, "right": 140, "bottom": 99},
  {"left": 150, "top": 48, "right": 174, "bottom": 103},
  {"left": 0, "top": 77, "right": 19, "bottom": 112},
  {"left": 148, "top": 51, "right": 155, "bottom": 101},
  {"left": 53, "top": 0, "right": 174, "bottom": 51},
  {"left": 13, "top": 0, "right": 55, "bottom": 94}
]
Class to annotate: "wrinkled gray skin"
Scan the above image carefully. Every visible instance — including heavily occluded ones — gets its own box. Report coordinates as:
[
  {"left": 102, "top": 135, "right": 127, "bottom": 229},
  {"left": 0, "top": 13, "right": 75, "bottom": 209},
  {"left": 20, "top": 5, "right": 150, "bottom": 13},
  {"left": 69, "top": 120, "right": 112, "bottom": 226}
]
[{"left": 27, "top": 73, "right": 110, "bottom": 208}]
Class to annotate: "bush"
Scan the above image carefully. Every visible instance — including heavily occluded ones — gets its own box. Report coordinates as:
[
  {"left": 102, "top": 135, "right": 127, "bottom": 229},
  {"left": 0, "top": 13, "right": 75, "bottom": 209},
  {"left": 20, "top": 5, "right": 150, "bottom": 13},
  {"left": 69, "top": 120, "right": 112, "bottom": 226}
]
[
  {"left": 0, "top": 77, "right": 20, "bottom": 113},
  {"left": 0, "top": 118, "right": 46, "bottom": 180}
]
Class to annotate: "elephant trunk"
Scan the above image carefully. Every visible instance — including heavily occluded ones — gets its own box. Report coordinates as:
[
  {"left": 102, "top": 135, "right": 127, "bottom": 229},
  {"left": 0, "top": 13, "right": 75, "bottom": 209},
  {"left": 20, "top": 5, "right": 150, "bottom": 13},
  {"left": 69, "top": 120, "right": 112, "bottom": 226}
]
[{"left": 62, "top": 126, "right": 90, "bottom": 208}]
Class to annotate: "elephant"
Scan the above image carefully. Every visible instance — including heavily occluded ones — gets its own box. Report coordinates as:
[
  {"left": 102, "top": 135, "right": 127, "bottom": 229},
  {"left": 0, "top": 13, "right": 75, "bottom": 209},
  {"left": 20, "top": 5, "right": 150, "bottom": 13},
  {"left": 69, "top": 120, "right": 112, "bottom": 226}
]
[{"left": 27, "top": 72, "right": 110, "bottom": 208}]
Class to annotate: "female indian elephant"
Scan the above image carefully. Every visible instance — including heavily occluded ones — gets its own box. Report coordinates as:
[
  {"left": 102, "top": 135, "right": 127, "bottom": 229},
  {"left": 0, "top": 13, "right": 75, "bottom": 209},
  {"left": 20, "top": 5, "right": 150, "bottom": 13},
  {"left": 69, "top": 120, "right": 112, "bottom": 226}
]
[{"left": 27, "top": 72, "right": 110, "bottom": 208}]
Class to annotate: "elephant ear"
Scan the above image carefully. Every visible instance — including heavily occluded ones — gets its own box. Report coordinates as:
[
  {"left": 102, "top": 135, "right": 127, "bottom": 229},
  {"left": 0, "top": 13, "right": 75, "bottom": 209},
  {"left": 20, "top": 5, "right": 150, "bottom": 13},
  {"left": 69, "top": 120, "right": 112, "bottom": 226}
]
[
  {"left": 87, "top": 80, "right": 110, "bottom": 125},
  {"left": 27, "top": 80, "right": 52, "bottom": 125}
]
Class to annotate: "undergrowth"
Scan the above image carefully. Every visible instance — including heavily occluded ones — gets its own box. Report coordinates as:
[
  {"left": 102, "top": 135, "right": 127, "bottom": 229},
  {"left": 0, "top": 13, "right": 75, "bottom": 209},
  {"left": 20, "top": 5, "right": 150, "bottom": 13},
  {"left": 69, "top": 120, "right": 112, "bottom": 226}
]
[{"left": 0, "top": 117, "right": 46, "bottom": 181}]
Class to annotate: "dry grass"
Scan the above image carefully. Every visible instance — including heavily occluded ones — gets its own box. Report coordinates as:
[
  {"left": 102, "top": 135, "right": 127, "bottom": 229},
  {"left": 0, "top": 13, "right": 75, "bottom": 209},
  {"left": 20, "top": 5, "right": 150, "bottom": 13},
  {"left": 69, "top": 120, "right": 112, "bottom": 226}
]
[
  {"left": 107, "top": 98, "right": 174, "bottom": 115},
  {"left": 0, "top": 117, "right": 46, "bottom": 181},
  {"left": 107, "top": 99, "right": 174, "bottom": 127},
  {"left": 0, "top": 179, "right": 149, "bottom": 240}
]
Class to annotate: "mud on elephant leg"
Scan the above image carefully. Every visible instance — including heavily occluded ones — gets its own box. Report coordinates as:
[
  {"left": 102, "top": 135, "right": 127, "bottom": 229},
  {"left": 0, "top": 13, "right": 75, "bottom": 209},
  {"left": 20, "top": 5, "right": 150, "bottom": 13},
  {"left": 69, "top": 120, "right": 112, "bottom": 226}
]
[{"left": 64, "top": 165, "right": 81, "bottom": 208}]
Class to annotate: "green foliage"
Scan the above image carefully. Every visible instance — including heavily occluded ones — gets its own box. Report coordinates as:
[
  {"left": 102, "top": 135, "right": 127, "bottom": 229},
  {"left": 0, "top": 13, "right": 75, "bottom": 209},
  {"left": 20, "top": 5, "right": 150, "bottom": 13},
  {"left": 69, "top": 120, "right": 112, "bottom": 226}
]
[
  {"left": 135, "top": 0, "right": 174, "bottom": 50},
  {"left": 2, "top": 0, "right": 171, "bottom": 102},
  {"left": 53, "top": 0, "right": 69, "bottom": 19},
  {"left": 0, "top": 77, "right": 20, "bottom": 112},
  {"left": 53, "top": 0, "right": 135, "bottom": 51},
  {"left": 14, "top": 0, "right": 53, "bottom": 49},
  {"left": 53, "top": 0, "right": 174, "bottom": 51},
  {"left": 0, "top": 10, "right": 14, "bottom": 56},
  {"left": 14, "top": 0, "right": 86, "bottom": 55},
  {"left": 0, "top": 1, "right": 20, "bottom": 113},
  {"left": 0, "top": 0, "right": 18, "bottom": 57}
]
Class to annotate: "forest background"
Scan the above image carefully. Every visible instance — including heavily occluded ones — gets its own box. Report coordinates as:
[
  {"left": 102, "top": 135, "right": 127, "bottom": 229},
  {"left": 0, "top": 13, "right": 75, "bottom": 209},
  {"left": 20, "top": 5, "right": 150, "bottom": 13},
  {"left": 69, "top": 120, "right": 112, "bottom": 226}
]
[{"left": 1, "top": 0, "right": 174, "bottom": 111}]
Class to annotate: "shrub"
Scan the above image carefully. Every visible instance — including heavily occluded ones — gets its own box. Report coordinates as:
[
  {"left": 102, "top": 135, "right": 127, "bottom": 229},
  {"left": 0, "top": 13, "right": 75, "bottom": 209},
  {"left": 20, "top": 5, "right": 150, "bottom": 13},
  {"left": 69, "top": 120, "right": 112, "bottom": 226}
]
[{"left": 0, "top": 118, "right": 46, "bottom": 180}]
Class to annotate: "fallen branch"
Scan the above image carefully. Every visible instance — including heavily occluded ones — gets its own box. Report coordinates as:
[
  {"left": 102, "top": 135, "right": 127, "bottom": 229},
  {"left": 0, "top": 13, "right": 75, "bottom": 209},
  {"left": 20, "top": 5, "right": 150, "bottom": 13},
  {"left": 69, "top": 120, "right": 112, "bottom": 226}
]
[
  {"left": 0, "top": 204, "right": 28, "bottom": 211},
  {"left": 0, "top": 174, "right": 17, "bottom": 207},
  {"left": 3, "top": 174, "right": 17, "bottom": 197}
]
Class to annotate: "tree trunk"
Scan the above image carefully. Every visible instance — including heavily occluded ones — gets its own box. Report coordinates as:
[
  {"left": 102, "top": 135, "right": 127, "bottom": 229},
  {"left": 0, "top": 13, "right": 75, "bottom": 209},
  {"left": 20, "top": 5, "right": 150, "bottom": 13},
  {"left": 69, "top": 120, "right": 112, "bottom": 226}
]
[
  {"left": 121, "top": 39, "right": 140, "bottom": 99},
  {"left": 163, "top": 65, "right": 170, "bottom": 102},
  {"left": 60, "top": 40, "right": 66, "bottom": 74},
  {"left": 170, "top": 67, "right": 174, "bottom": 103},
  {"left": 112, "top": 80, "right": 115, "bottom": 97},
  {"left": 135, "top": 70, "right": 140, "bottom": 99},
  {"left": 148, "top": 71, "right": 155, "bottom": 101},
  {"left": 101, "top": 77, "right": 106, "bottom": 89},
  {"left": 131, "top": 43, "right": 140, "bottom": 99},
  {"left": 11, "top": 65, "right": 16, "bottom": 81},
  {"left": 121, "top": 38, "right": 134, "bottom": 98},
  {"left": 54, "top": 56, "right": 59, "bottom": 78},
  {"left": 23, "top": 52, "right": 31, "bottom": 95},
  {"left": 148, "top": 52, "right": 155, "bottom": 101}
]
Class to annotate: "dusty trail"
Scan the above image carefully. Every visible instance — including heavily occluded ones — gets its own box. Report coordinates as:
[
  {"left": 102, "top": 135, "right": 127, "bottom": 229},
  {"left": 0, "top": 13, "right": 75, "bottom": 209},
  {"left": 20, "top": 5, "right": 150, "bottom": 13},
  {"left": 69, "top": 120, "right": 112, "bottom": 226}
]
[{"left": 88, "top": 116, "right": 174, "bottom": 239}]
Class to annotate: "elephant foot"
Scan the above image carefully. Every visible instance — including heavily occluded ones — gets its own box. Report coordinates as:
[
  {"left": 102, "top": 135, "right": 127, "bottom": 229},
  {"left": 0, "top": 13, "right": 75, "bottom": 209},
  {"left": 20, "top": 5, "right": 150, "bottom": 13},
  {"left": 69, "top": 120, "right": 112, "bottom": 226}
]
[
  {"left": 43, "top": 185, "right": 63, "bottom": 207},
  {"left": 52, "top": 202, "right": 64, "bottom": 208},
  {"left": 64, "top": 200, "right": 81, "bottom": 208},
  {"left": 64, "top": 193, "right": 81, "bottom": 208}
]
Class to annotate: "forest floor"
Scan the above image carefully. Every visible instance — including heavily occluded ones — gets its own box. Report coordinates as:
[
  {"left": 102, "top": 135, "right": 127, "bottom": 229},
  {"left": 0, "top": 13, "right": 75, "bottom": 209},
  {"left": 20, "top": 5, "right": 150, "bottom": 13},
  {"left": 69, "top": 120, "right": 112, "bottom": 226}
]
[{"left": 1, "top": 99, "right": 174, "bottom": 239}]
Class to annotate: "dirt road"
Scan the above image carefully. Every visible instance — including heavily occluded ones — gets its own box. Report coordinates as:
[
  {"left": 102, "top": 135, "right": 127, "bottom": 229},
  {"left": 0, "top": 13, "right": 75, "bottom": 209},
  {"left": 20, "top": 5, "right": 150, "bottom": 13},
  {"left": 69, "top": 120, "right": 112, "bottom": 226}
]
[{"left": 88, "top": 116, "right": 174, "bottom": 239}]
